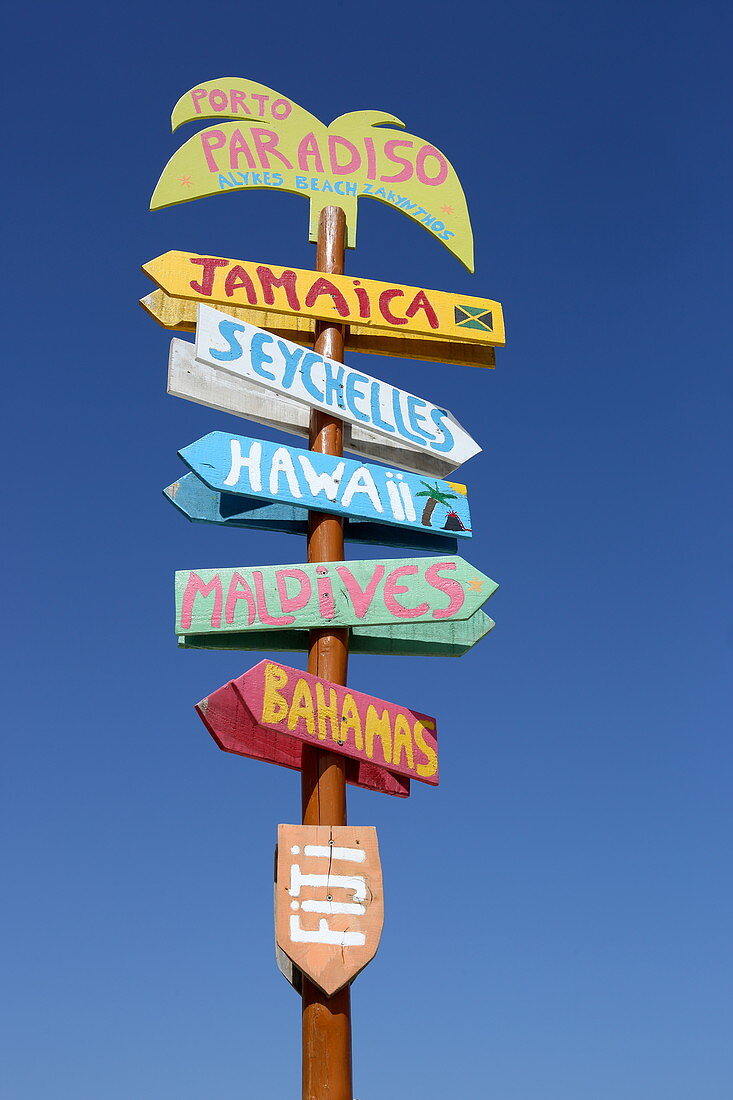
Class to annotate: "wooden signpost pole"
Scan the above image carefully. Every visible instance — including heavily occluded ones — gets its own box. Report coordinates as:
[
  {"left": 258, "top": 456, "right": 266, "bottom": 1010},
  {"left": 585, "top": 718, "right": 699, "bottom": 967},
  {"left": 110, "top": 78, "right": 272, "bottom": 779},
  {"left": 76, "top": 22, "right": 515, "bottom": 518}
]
[
  {"left": 301, "top": 206, "right": 353, "bottom": 1100},
  {"left": 142, "top": 75, "right": 503, "bottom": 1100}
]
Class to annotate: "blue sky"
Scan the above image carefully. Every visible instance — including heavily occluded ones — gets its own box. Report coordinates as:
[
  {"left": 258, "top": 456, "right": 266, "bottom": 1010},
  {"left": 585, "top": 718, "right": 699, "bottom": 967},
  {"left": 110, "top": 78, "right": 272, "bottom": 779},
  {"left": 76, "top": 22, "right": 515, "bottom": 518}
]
[{"left": 2, "top": 1, "right": 731, "bottom": 1097}]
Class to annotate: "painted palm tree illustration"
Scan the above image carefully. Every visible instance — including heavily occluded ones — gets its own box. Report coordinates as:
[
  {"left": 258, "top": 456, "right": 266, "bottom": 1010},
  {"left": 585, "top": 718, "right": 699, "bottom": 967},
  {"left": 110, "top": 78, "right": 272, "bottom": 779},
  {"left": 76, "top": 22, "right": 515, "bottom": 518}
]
[{"left": 415, "top": 481, "right": 457, "bottom": 528}]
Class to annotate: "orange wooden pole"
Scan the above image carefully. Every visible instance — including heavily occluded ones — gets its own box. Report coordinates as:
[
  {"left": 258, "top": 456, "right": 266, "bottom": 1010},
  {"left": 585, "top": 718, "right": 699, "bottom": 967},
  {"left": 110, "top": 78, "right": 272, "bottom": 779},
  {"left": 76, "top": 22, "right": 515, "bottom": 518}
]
[{"left": 300, "top": 206, "right": 353, "bottom": 1100}]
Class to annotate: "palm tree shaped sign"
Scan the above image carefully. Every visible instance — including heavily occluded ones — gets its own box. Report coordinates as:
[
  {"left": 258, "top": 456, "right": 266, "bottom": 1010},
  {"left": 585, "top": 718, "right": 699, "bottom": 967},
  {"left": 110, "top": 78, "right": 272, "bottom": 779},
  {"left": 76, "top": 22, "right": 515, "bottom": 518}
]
[{"left": 150, "top": 76, "right": 474, "bottom": 271}]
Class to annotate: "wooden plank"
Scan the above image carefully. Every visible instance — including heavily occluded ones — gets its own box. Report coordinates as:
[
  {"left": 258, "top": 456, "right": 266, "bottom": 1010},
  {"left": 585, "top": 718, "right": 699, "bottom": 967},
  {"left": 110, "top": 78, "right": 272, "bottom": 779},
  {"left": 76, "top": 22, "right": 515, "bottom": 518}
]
[
  {"left": 175, "top": 557, "right": 496, "bottom": 636},
  {"left": 167, "top": 338, "right": 467, "bottom": 478},
  {"left": 195, "top": 679, "right": 409, "bottom": 798},
  {"left": 141, "top": 290, "right": 497, "bottom": 369},
  {"left": 142, "top": 252, "right": 504, "bottom": 345},
  {"left": 151, "top": 76, "right": 475, "bottom": 269},
  {"left": 195, "top": 304, "right": 481, "bottom": 469},
  {"left": 178, "top": 608, "right": 496, "bottom": 657},
  {"left": 275, "top": 876, "right": 303, "bottom": 993},
  {"left": 228, "top": 660, "right": 438, "bottom": 785},
  {"left": 164, "top": 472, "right": 460, "bottom": 554},
  {"left": 275, "top": 824, "right": 384, "bottom": 996},
  {"left": 179, "top": 431, "right": 474, "bottom": 537}
]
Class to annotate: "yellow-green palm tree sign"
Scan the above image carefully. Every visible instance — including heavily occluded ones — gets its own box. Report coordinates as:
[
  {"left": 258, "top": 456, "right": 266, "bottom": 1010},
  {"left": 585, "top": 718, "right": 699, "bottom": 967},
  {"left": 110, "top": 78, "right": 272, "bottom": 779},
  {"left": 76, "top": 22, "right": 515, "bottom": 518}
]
[{"left": 150, "top": 77, "right": 474, "bottom": 272}]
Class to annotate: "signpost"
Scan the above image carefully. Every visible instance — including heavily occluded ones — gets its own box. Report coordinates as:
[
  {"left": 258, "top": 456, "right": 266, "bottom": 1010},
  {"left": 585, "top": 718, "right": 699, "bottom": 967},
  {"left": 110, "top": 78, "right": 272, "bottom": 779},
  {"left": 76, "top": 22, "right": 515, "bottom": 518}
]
[
  {"left": 195, "top": 677, "right": 410, "bottom": 798},
  {"left": 167, "top": 338, "right": 467, "bottom": 477},
  {"left": 143, "top": 250, "right": 504, "bottom": 344},
  {"left": 143, "top": 75, "right": 503, "bottom": 1100},
  {"left": 179, "top": 431, "right": 474, "bottom": 536},
  {"left": 275, "top": 824, "right": 384, "bottom": 997},
  {"left": 195, "top": 304, "right": 481, "bottom": 469},
  {"left": 175, "top": 557, "right": 496, "bottom": 636}
]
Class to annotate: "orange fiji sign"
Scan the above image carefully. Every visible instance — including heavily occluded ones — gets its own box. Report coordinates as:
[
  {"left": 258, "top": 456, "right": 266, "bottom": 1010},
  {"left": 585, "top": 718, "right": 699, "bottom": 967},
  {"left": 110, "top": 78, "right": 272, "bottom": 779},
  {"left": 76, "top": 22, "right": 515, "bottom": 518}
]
[
  {"left": 275, "top": 824, "right": 384, "bottom": 996},
  {"left": 142, "top": 251, "right": 505, "bottom": 347}
]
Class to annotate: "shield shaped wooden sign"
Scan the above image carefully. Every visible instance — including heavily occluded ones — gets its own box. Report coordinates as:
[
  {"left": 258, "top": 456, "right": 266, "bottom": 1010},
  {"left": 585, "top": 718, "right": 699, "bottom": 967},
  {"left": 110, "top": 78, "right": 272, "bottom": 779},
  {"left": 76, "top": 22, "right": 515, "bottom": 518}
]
[{"left": 275, "top": 824, "right": 384, "bottom": 996}]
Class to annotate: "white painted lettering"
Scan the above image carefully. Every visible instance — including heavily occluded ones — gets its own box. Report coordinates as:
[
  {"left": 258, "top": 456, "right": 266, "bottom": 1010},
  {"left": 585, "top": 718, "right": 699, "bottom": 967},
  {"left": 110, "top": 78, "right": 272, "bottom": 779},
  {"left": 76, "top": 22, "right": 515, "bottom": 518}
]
[
  {"left": 269, "top": 447, "right": 302, "bottom": 497},
  {"left": 340, "top": 468, "right": 383, "bottom": 513},
  {"left": 297, "top": 456, "right": 345, "bottom": 501},
  {"left": 289, "top": 916, "right": 366, "bottom": 946},
  {"left": 225, "top": 438, "right": 262, "bottom": 489}
]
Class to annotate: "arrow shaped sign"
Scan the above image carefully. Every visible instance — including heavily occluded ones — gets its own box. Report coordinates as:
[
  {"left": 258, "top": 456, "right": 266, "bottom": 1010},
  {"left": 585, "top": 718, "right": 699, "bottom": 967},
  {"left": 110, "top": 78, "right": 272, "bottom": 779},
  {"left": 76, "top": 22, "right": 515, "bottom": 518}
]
[
  {"left": 179, "top": 431, "right": 474, "bottom": 537},
  {"left": 168, "top": 338, "right": 465, "bottom": 477},
  {"left": 194, "top": 304, "right": 481, "bottom": 470},
  {"left": 229, "top": 660, "right": 439, "bottom": 786},
  {"left": 175, "top": 557, "right": 496, "bottom": 636},
  {"left": 142, "top": 251, "right": 505, "bottom": 345},
  {"left": 178, "top": 608, "right": 495, "bottom": 658},
  {"left": 195, "top": 677, "right": 410, "bottom": 798},
  {"left": 164, "top": 472, "right": 459, "bottom": 554}
]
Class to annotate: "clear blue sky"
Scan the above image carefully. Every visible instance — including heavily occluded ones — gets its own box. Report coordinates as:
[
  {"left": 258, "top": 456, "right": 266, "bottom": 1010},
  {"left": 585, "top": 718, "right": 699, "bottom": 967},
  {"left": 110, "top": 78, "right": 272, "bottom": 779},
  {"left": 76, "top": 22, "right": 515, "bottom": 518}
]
[{"left": 2, "top": 2, "right": 731, "bottom": 1097}]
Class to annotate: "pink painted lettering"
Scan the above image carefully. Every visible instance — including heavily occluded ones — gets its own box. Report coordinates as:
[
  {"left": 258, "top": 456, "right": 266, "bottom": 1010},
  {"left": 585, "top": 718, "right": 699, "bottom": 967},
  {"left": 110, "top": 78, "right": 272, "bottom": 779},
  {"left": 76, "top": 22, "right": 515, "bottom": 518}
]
[
  {"left": 188, "top": 256, "right": 228, "bottom": 296},
  {"left": 297, "top": 132, "right": 324, "bottom": 173},
  {"left": 250, "top": 93, "right": 269, "bottom": 116},
  {"left": 209, "top": 88, "right": 229, "bottom": 112},
  {"left": 229, "top": 129, "right": 256, "bottom": 170},
  {"left": 416, "top": 144, "right": 449, "bottom": 186},
  {"left": 404, "top": 290, "right": 440, "bottom": 329},
  {"left": 335, "top": 564, "right": 385, "bottom": 619},
  {"left": 316, "top": 566, "right": 336, "bottom": 621},
  {"left": 328, "top": 135, "right": 361, "bottom": 174},
  {"left": 180, "top": 572, "right": 223, "bottom": 631},
  {"left": 253, "top": 571, "right": 294, "bottom": 626},
  {"left": 224, "top": 264, "right": 258, "bottom": 302},
  {"left": 363, "top": 135, "right": 377, "bottom": 180},
  {"left": 379, "top": 289, "right": 407, "bottom": 326},
  {"left": 225, "top": 572, "right": 256, "bottom": 626},
  {"left": 380, "top": 139, "right": 414, "bottom": 184},
  {"left": 275, "top": 569, "right": 312, "bottom": 615},
  {"left": 304, "top": 277, "right": 350, "bottom": 317},
  {"left": 257, "top": 266, "right": 301, "bottom": 310},
  {"left": 271, "top": 98, "right": 292, "bottom": 120},
  {"left": 200, "top": 129, "right": 226, "bottom": 172},
  {"left": 250, "top": 128, "right": 293, "bottom": 171},
  {"left": 352, "top": 282, "right": 371, "bottom": 318},
  {"left": 425, "top": 561, "right": 465, "bottom": 619},
  {"left": 230, "top": 89, "right": 251, "bottom": 115},
  {"left": 383, "top": 566, "right": 430, "bottom": 619},
  {"left": 190, "top": 88, "right": 208, "bottom": 114}
]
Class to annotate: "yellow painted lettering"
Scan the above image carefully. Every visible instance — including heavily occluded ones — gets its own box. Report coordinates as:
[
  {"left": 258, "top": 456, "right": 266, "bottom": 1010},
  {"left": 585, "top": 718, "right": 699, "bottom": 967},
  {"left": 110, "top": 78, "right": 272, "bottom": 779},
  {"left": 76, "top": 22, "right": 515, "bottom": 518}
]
[
  {"left": 287, "top": 678, "right": 315, "bottom": 737},
  {"left": 261, "top": 663, "right": 289, "bottom": 723},
  {"left": 413, "top": 719, "right": 438, "bottom": 778},
  {"left": 340, "top": 693, "right": 363, "bottom": 750},
  {"left": 365, "top": 705, "right": 392, "bottom": 764},
  {"left": 315, "top": 682, "right": 340, "bottom": 742},
  {"left": 392, "top": 713, "right": 415, "bottom": 771}
]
